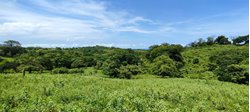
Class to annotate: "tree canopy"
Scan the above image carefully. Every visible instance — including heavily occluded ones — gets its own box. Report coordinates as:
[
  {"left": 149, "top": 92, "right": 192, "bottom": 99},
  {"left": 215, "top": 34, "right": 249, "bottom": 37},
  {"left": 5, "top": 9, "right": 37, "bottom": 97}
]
[{"left": 0, "top": 36, "right": 248, "bottom": 84}]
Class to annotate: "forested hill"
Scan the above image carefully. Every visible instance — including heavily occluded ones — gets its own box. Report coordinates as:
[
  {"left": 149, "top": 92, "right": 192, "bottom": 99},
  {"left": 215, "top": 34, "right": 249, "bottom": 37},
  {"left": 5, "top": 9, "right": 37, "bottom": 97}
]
[{"left": 0, "top": 35, "right": 249, "bottom": 84}]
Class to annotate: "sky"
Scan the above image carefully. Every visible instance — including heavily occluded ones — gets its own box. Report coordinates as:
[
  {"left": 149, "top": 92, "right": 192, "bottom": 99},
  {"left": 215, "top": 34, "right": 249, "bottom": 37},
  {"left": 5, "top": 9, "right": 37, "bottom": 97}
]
[{"left": 0, "top": 0, "right": 248, "bottom": 48}]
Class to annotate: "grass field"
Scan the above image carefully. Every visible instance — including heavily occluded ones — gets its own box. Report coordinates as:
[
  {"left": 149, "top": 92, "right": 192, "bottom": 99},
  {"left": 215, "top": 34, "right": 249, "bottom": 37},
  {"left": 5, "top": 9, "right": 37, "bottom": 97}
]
[{"left": 0, "top": 73, "right": 248, "bottom": 111}]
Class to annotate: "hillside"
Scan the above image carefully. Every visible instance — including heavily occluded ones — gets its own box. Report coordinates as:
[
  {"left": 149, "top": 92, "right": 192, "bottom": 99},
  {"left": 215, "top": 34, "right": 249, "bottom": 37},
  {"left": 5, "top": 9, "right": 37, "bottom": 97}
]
[
  {"left": 0, "top": 39, "right": 249, "bottom": 111},
  {"left": 0, "top": 41, "right": 249, "bottom": 83},
  {"left": 0, "top": 74, "right": 248, "bottom": 111},
  {"left": 182, "top": 45, "right": 249, "bottom": 79}
]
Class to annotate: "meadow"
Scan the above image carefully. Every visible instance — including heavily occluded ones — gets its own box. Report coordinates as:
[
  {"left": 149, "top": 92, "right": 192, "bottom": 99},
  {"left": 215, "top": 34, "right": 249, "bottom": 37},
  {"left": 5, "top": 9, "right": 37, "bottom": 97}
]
[
  {"left": 0, "top": 73, "right": 248, "bottom": 112},
  {"left": 0, "top": 0, "right": 248, "bottom": 110},
  {"left": 0, "top": 36, "right": 249, "bottom": 111}
]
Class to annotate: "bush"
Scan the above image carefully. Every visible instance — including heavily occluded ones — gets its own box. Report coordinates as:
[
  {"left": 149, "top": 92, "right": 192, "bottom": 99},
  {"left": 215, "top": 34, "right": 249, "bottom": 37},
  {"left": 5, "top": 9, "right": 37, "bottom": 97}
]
[
  {"left": 0, "top": 61, "right": 18, "bottom": 73},
  {"left": 147, "top": 44, "right": 184, "bottom": 63},
  {"left": 0, "top": 57, "right": 3, "bottom": 62},
  {"left": 52, "top": 67, "right": 69, "bottom": 74},
  {"left": 209, "top": 50, "right": 248, "bottom": 84},
  {"left": 192, "top": 58, "right": 199, "bottom": 64},
  {"left": 102, "top": 49, "right": 141, "bottom": 78},
  {"left": 117, "top": 67, "right": 132, "bottom": 79},
  {"left": 158, "top": 64, "right": 178, "bottom": 77},
  {"left": 151, "top": 55, "right": 181, "bottom": 77},
  {"left": 68, "top": 68, "right": 84, "bottom": 74},
  {"left": 200, "top": 71, "right": 217, "bottom": 79},
  {"left": 207, "top": 63, "right": 217, "bottom": 71},
  {"left": 71, "top": 57, "right": 96, "bottom": 68},
  {"left": 102, "top": 61, "right": 120, "bottom": 78},
  {"left": 95, "top": 61, "right": 103, "bottom": 70},
  {"left": 117, "top": 65, "right": 141, "bottom": 79},
  {"left": 184, "top": 71, "right": 216, "bottom": 80},
  {"left": 216, "top": 64, "right": 248, "bottom": 84}
]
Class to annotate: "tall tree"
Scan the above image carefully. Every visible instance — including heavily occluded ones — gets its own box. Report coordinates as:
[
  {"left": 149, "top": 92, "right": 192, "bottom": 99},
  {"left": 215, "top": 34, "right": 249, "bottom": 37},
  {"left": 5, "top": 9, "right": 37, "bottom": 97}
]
[
  {"left": 4, "top": 40, "right": 21, "bottom": 47},
  {"left": 214, "top": 35, "right": 231, "bottom": 45},
  {"left": 206, "top": 37, "right": 214, "bottom": 45},
  {"left": 232, "top": 35, "right": 249, "bottom": 45}
]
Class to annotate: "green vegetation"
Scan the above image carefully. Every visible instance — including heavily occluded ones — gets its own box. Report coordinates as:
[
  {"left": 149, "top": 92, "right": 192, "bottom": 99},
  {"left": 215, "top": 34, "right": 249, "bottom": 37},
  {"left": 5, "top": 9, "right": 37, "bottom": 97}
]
[
  {"left": 233, "top": 35, "right": 249, "bottom": 45},
  {"left": 0, "top": 74, "right": 248, "bottom": 111},
  {"left": 0, "top": 35, "right": 249, "bottom": 84},
  {"left": 151, "top": 55, "right": 180, "bottom": 77},
  {"left": 182, "top": 44, "right": 248, "bottom": 83},
  {"left": 0, "top": 35, "right": 248, "bottom": 111}
]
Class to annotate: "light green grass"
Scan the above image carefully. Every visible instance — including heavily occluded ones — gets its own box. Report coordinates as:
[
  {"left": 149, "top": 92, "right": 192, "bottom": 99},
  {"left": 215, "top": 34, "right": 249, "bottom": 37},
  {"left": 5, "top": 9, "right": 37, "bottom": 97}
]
[
  {"left": 0, "top": 56, "right": 14, "bottom": 62},
  {"left": 0, "top": 56, "right": 14, "bottom": 65},
  {"left": 0, "top": 74, "right": 248, "bottom": 111}
]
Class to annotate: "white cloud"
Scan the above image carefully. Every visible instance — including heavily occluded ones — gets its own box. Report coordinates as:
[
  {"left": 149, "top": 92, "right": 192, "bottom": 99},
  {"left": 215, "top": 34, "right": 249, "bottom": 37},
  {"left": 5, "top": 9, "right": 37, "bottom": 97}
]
[
  {"left": 0, "top": 0, "right": 247, "bottom": 48},
  {"left": 117, "top": 26, "right": 153, "bottom": 34},
  {"left": 0, "top": 0, "right": 154, "bottom": 41},
  {"left": 22, "top": 42, "right": 146, "bottom": 48}
]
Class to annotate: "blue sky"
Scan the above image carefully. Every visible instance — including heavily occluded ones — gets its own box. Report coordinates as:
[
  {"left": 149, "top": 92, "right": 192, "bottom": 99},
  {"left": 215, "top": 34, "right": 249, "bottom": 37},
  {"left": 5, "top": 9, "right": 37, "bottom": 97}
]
[{"left": 0, "top": 0, "right": 248, "bottom": 48}]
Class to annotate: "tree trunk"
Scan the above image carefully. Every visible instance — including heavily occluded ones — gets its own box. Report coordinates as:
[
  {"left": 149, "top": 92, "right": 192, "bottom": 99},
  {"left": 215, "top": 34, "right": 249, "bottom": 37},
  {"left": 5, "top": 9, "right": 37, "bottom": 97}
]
[
  {"left": 29, "top": 68, "right": 31, "bottom": 73},
  {"left": 22, "top": 69, "right": 26, "bottom": 78}
]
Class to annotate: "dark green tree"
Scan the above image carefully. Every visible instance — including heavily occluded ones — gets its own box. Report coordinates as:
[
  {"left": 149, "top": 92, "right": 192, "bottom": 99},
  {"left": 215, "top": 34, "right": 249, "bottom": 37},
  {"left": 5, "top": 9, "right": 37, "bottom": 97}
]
[
  {"left": 4, "top": 40, "right": 21, "bottom": 47},
  {"left": 147, "top": 44, "right": 184, "bottom": 68},
  {"left": 214, "top": 35, "right": 231, "bottom": 45},
  {"left": 102, "top": 49, "right": 140, "bottom": 78},
  {"left": 232, "top": 35, "right": 249, "bottom": 45},
  {"left": 216, "top": 64, "right": 248, "bottom": 84},
  {"left": 117, "top": 65, "right": 141, "bottom": 79},
  {"left": 206, "top": 37, "right": 214, "bottom": 45},
  {"left": 151, "top": 55, "right": 180, "bottom": 77}
]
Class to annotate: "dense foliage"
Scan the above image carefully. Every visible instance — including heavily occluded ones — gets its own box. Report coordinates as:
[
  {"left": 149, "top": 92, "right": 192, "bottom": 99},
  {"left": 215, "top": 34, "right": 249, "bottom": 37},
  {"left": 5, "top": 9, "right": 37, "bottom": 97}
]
[
  {"left": 151, "top": 55, "right": 180, "bottom": 77},
  {"left": 102, "top": 49, "right": 142, "bottom": 78},
  {"left": 209, "top": 49, "right": 248, "bottom": 84},
  {"left": 0, "top": 35, "right": 249, "bottom": 111},
  {"left": 0, "top": 35, "right": 249, "bottom": 84}
]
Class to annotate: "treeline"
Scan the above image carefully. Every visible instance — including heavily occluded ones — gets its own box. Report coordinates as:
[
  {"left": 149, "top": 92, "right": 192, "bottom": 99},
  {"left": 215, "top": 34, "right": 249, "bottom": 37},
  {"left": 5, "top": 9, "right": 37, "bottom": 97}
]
[
  {"left": 0, "top": 35, "right": 249, "bottom": 84},
  {"left": 188, "top": 35, "right": 249, "bottom": 47}
]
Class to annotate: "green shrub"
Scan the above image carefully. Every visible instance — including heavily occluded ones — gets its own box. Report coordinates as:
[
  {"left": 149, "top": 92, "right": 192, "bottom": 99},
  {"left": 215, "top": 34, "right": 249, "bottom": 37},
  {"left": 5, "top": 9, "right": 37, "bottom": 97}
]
[
  {"left": 102, "top": 61, "right": 120, "bottom": 78},
  {"left": 95, "top": 61, "right": 103, "bottom": 70},
  {"left": 118, "top": 67, "right": 132, "bottom": 79},
  {"left": 184, "top": 71, "right": 216, "bottom": 80},
  {"left": 151, "top": 55, "right": 181, "bottom": 77},
  {"left": 207, "top": 63, "right": 217, "bottom": 71},
  {"left": 209, "top": 49, "right": 248, "bottom": 68},
  {"left": 71, "top": 57, "right": 96, "bottom": 68},
  {"left": 216, "top": 64, "right": 248, "bottom": 84},
  {"left": 209, "top": 49, "right": 248, "bottom": 84},
  {"left": 68, "top": 68, "right": 84, "bottom": 74},
  {"left": 52, "top": 67, "right": 69, "bottom": 74},
  {"left": 17, "top": 64, "right": 44, "bottom": 73},
  {"left": 200, "top": 71, "right": 217, "bottom": 79},
  {"left": 192, "top": 58, "right": 199, "bottom": 64},
  {"left": 117, "top": 65, "right": 141, "bottom": 79},
  {"left": 0, "top": 61, "right": 18, "bottom": 73}
]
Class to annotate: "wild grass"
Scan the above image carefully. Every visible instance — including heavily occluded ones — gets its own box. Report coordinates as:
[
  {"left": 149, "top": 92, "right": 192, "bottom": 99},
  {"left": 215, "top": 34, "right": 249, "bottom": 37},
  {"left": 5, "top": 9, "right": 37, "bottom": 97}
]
[{"left": 0, "top": 73, "right": 248, "bottom": 111}]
